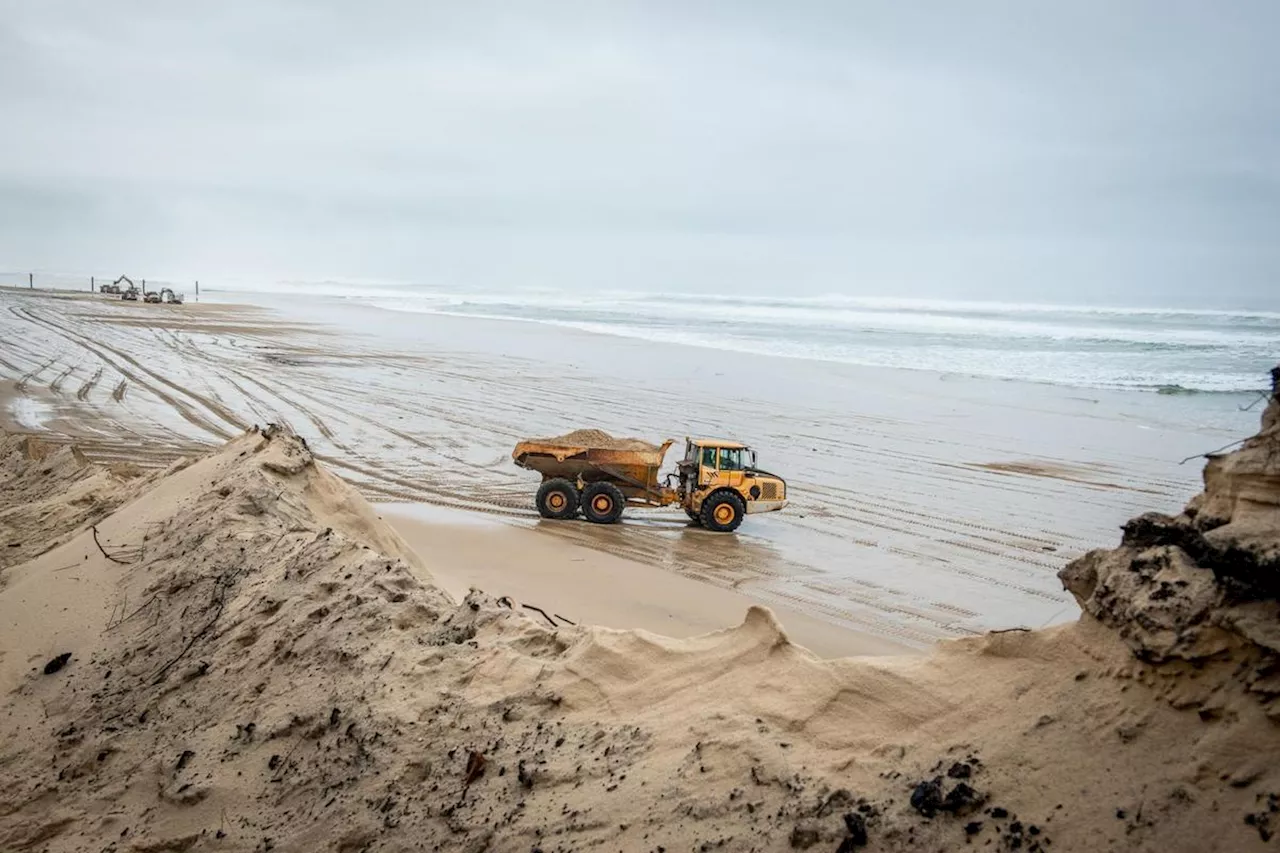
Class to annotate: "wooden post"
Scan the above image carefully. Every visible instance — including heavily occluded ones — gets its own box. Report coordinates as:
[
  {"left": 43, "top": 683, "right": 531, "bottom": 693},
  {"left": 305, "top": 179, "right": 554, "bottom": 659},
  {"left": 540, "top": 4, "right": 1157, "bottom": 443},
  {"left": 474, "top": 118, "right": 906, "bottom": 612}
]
[
  {"left": 91, "top": 276, "right": 95, "bottom": 292},
  {"left": 195, "top": 280, "right": 199, "bottom": 302},
  {"left": 28, "top": 272, "right": 33, "bottom": 289}
]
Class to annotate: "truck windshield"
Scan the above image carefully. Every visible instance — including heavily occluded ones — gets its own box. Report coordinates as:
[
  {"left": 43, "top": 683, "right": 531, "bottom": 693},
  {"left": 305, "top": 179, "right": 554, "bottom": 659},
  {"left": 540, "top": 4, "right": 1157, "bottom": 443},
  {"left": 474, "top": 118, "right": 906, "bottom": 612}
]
[{"left": 718, "top": 448, "right": 744, "bottom": 471}]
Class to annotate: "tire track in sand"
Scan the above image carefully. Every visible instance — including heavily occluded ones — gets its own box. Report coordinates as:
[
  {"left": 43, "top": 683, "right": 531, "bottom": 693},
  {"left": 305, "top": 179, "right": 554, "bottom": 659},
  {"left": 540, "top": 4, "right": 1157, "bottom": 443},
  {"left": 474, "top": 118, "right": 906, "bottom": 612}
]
[
  {"left": 76, "top": 368, "right": 105, "bottom": 401},
  {"left": 14, "top": 306, "right": 242, "bottom": 440},
  {"left": 15, "top": 357, "right": 57, "bottom": 395},
  {"left": 75, "top": 335, "right": 249, "bottom": 434},
  {"left": 48, "top": 363, "right": 76, "bottom": 395},
  {"left": 12, "top": 308, "right": 228, "bottom": 439},
  {"left": 223, "top": 367, "right": 341, "bottom": 445}
]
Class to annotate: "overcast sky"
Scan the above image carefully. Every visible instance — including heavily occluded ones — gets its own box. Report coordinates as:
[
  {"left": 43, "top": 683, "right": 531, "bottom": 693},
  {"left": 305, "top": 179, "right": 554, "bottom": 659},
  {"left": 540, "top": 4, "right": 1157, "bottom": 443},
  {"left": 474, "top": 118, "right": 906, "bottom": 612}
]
[{"left": 1, "top": 2, "right": 1276, "bottom": 306}]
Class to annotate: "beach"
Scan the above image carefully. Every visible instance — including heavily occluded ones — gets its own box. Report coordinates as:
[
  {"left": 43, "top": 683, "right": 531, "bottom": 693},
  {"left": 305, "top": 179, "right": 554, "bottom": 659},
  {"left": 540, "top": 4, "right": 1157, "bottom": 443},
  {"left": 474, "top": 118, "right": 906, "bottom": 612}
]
[
  {"left": 379, "top": 502, "right": 911, "bottom": 657},
  {"left": 0, "top": 348, "right": 1277, "bottom": 852},
  {"left": 4, "top": 3, "right": 1277, "bottom": 847},
  {"left": 0, "top": 285, "right": 1262, "bottom": 650}
]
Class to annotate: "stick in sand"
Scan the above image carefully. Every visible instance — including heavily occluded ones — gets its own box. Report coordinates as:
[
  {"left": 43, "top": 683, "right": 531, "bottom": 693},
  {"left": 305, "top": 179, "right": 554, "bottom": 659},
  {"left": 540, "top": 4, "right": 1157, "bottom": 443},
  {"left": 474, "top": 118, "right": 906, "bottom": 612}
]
[{"left": 92, "top": 525, "right": 132, "bottom": 565}]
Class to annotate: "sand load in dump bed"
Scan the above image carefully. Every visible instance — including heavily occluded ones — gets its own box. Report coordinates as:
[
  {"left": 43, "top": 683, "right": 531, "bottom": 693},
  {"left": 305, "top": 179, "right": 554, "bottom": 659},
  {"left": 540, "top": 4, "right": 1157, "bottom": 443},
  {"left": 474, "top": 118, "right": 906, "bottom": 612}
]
[
  {"left": 522, "top": 429, "right": 665, "bottom": 455},
  {"left": 512, "top": 429, "right": 672, "bottom": 469}
]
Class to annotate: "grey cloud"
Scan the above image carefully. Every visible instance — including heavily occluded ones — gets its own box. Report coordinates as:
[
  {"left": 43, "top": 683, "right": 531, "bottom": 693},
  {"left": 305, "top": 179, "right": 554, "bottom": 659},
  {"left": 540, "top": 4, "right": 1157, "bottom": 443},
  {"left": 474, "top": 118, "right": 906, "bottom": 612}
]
[{"left": 0, "top": 1, "right": 1276, "bottom": 306}]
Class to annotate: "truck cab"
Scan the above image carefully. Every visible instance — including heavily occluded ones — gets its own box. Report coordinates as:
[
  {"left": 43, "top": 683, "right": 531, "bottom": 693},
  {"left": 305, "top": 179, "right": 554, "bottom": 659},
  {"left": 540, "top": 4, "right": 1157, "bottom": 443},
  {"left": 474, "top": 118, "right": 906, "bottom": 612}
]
[{"left": 678, "top": 438, "right": 787, "bottom": 531}]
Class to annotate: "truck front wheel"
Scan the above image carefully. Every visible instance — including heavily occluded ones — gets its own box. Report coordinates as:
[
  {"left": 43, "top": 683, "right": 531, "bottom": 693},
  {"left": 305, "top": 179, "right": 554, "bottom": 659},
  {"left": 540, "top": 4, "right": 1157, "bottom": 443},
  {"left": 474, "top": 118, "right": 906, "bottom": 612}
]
[
  {"left": 700, "top": 491, "right": 745, "bottom": 533},
  {"left": 536, "top": 479, "right": 580, "bottom": 520},
  {"left": 581, "top": 482, "right": 626, "bottom": 524}
]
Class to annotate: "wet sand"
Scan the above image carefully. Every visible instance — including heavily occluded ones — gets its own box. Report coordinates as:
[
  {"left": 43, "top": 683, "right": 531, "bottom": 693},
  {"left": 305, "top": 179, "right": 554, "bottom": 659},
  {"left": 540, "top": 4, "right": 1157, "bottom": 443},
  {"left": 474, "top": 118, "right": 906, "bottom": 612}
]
[
  {"left": 0, "top": 285, "right": 1258, "bottom": 648},
  {"left": 379, "top": 502, "right": 914, "bottom": 657}
]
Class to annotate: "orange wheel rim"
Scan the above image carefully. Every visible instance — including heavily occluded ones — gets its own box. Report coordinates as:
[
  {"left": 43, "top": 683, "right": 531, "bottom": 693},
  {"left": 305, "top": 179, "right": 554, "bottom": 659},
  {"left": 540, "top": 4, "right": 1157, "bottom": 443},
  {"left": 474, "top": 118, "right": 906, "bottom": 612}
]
[
  {"left": 548, "top": 493, "right": 566, "bottom": 510},
  {"left": 714, "top": 504, "right": 735, "bottom": 524},
  {"left": 593, "top": 496, "right": 612, "bottom": 512}
]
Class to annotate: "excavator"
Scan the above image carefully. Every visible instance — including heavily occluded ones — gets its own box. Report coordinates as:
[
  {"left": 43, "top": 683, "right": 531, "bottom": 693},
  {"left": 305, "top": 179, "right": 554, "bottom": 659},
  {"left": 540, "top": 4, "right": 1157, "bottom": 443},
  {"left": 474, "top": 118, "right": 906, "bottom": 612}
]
[
  {"left": 143, "top": 287, "right": 183, "bottom": 304},
  {"left": 99, "top": 275, "right": 132, "bottom": 296},
  {"left": 100, "top": 275, "right": 181, "bottom": 303}
]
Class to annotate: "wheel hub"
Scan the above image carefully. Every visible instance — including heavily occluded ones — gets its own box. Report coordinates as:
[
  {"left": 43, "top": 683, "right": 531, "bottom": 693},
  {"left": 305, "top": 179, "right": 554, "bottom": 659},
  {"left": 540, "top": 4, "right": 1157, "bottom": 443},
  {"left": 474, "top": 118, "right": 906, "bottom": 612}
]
[
  {"left": 714, "top": 504, "right": 735, "bottom": 523},
  {"left": 548, "top": 493, "right": 566, "bottom": 510},
  {"left": 593, "top": 496, "right": 612, "bottom": 512}
]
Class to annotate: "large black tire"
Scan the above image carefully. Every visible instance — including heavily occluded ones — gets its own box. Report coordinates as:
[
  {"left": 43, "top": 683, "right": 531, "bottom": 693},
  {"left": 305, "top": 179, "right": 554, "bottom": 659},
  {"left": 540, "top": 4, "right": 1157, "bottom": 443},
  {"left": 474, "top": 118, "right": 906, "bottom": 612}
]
[
  {"left": 536, "top": 478, "right": 580, "bottom": 520},
  {"left": 700, "top": 491, "right": 746, "bottom": 533},
  {"left": 581, "top": 482, "right": 626, "bottom": 524}
]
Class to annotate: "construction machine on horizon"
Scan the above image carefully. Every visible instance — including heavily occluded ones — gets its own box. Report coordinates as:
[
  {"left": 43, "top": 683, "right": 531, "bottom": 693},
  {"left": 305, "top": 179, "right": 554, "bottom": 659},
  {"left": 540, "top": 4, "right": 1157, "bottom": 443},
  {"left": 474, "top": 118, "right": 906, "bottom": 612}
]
[{"left": 99, "top": 275, "right": 132, "bottom": 296}]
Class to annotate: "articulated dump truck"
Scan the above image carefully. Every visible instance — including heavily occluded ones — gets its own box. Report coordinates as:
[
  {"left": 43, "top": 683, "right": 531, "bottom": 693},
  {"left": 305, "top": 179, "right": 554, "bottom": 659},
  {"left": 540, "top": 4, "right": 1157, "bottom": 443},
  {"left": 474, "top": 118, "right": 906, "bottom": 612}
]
[{"left": 511, "top": 429, "right": 787, "bottom": 532}]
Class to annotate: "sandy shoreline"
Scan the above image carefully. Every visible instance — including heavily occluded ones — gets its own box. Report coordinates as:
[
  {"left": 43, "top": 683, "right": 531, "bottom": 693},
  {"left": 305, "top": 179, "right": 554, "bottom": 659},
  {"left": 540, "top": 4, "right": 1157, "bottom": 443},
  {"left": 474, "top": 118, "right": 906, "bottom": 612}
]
[
  {"left": 0, "top": 285, "right": 1262, "bottom": 650},
  {"left": 380, "top": 502, "right": 914, "bottom": 657}
]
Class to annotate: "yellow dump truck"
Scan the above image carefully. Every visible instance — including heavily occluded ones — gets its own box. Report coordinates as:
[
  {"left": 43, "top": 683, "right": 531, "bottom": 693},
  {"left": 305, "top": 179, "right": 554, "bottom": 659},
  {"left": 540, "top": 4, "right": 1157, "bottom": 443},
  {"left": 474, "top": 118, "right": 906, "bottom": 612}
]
[{"left": 511, "top": 429, "right": 787, "bottom": 532}]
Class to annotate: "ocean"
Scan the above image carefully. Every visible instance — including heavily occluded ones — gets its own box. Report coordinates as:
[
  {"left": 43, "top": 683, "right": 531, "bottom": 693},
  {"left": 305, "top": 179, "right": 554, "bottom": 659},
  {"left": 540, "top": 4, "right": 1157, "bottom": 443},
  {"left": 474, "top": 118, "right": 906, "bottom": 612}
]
[
  {"left": 213, "top": 283, "right": 1278, "bottom": 395},
  {"left": 14, "top": 271, "right": 1274, "bottom": 394}
]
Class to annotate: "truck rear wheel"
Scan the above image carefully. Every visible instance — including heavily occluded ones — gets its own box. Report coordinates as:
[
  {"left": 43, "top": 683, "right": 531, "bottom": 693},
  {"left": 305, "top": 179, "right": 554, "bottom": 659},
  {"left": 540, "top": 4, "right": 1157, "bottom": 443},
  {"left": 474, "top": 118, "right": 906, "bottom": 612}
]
[
  {"left": 685, "top": 507, "right": 702, "bottom": 526},
  {"left": 700, "top": 491, "right": 745, "bottom": 533},
  {"left": 581, "top": 482, "right": 625, "bottom": 524},
  {"left": 536, "top": 479, "right": 580, "bottom": 520}
]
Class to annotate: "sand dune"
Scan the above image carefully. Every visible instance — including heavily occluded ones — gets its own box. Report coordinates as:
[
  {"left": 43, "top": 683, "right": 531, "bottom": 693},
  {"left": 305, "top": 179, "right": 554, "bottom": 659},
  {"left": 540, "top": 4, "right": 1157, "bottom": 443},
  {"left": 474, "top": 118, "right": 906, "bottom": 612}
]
[{"left": 1, "top": 371, "right": 1277, "bottom": 850}]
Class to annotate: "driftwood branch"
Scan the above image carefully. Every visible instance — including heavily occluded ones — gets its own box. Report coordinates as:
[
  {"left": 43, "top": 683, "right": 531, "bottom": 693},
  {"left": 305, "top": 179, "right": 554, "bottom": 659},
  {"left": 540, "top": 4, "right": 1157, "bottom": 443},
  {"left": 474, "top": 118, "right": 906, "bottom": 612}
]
[
  {"left": 151, "top": 576, "right": 229, "bottom": 684},
  {"left": 92, "top": 525, "right": 131, "bottom": 565},
  {"left": 107, "top": 591, "right": 162, "bottom": 630},
  {"left": 1180, "top": 437, "right": 1249, "bottom": 465},
  {"left": 522, "top": 604, "right": 558, "bottom": 628},
  {"left": 1239, "top": 390, "right": 1271, "bottom": 412},
  {"left": 497, "top": 595, "right": 573, "bottom": 627}
]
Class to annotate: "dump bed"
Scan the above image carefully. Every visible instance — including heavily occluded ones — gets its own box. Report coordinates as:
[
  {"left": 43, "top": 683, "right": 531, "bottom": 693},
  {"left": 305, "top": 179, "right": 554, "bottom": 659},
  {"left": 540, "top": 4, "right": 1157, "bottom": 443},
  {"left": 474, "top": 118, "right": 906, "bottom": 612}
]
[{"left": 512, "top": 429, "right": 674, "bottom": 491}]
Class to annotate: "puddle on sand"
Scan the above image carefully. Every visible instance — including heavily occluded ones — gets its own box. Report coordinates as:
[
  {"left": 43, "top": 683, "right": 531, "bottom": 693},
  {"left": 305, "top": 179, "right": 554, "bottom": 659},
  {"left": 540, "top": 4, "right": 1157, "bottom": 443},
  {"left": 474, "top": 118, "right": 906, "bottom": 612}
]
[
  {"left": 375, "top": 501, "right": 504, "bottom": 528},
  {"left": 8, "top": 397, "right": 53, "bottom": 430}
]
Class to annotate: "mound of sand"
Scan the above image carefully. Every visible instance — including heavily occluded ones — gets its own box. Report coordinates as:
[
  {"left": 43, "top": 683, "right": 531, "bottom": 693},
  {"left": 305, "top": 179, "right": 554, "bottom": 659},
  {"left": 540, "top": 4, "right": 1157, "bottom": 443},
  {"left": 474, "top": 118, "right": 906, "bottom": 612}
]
[
  {"left": 2, "top": 376, "right": 1279, "bottom": 851},
  {"left": 1062, "top": 366, "right": 1280, "bottom": 720},
  {"left": 0, "top": 434, "right": 148, "bottom": 577},
  {"left": 530, "top": 428, "right": 665, "bottom": 453}
]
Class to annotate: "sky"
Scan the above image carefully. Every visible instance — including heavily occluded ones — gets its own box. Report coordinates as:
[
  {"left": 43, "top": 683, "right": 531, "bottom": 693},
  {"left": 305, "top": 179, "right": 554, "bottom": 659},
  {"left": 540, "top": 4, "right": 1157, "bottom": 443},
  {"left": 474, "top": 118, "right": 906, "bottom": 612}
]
[{"left": 0, "top": 1, "right": 1277, "bottom": 307}]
